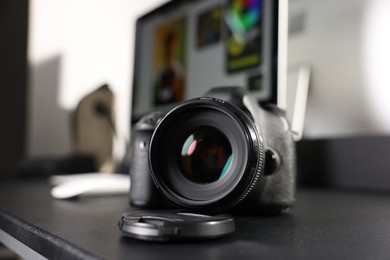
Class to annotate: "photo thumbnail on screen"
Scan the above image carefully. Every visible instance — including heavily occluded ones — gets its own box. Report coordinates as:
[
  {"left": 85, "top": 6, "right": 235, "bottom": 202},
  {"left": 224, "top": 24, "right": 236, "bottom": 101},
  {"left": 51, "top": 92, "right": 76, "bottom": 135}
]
[{"left": 152, "top": 17, "right": 187, "bottom": 106}]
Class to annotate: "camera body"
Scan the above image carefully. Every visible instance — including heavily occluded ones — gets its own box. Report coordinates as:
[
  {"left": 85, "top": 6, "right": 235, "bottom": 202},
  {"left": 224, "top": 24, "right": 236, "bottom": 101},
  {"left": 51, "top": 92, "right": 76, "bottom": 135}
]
[
  {"left": 130, "top": 87, "right": 296, "bottom": 214},
  {"left": 129, "top": 111, "right": 169, "bottom": 208}
]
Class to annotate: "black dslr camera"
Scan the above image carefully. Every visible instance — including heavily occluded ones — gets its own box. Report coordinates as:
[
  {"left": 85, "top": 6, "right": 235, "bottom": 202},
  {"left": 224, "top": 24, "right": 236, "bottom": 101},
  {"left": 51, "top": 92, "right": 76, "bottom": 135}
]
[{"left": 130, "top": 87, "right": 296, "bottom": 214}]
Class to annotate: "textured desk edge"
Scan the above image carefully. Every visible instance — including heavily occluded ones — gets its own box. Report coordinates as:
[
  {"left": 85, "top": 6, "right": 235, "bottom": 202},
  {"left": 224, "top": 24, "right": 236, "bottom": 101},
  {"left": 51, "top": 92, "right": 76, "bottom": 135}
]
[
  {"left": 0, "top": 210, "right": 102, "bottom": 260},
  {"left": 0, "top": 229, "right": 47, "bottom": 260}
]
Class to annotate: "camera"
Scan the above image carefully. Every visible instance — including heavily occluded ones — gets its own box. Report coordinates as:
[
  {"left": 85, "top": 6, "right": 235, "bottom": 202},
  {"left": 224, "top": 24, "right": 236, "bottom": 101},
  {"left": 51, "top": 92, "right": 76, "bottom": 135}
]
[{"left": 130, "top": 87, "right": 296, "bottom": 214}]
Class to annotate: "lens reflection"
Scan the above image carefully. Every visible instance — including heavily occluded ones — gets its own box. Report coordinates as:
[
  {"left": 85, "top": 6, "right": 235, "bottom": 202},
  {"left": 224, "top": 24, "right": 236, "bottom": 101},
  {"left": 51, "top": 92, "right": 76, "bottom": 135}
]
[{"left": 180, "top": 126, "right": 233, "bottom": 184}]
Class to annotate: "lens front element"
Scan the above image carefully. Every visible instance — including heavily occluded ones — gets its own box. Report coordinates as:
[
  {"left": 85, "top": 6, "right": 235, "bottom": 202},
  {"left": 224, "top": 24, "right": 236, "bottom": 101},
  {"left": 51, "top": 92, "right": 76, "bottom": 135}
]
[{"left": 180, "top": 126, "right": 233, "bottom": 184}]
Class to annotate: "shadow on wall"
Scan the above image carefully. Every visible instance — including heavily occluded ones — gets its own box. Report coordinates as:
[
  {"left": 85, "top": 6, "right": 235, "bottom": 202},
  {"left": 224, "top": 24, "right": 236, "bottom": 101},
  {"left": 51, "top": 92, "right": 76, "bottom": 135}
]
[{"left": 28, "top": 55, "right": 72, "bottom": 157}]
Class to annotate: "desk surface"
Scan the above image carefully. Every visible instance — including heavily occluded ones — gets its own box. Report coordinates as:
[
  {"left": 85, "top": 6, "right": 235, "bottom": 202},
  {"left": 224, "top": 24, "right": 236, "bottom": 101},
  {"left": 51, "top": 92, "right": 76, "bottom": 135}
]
[{"left": 1, "top": 180, "right": 390, "bottom": 260}]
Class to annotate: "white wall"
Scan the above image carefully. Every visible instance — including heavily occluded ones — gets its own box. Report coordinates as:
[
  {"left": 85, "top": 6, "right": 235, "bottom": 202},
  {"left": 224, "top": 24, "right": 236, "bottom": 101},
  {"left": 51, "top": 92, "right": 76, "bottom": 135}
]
[
  {"left": 288, "top": 0, "right": 390, "bottom": 138},
  {"left": 27, "top": 0, "right": 169, "bottom": 158}
]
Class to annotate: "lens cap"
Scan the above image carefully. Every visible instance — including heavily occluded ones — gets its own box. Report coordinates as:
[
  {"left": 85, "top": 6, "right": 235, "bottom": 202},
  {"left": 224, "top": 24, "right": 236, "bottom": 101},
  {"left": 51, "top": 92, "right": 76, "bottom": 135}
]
[{"left": 118, "top": 210, "right": 235, "bottom": 242}]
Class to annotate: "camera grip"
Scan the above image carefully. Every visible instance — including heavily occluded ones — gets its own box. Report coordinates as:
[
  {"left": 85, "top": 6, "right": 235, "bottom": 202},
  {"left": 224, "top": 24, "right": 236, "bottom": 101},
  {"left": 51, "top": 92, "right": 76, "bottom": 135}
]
[{"left": 129, "top": 129, "right": 165, "bottom": 208}]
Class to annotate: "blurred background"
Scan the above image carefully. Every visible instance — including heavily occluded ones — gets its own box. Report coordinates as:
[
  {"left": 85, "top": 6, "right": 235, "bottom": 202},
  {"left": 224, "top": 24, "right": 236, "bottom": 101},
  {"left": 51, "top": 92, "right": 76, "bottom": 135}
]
[
  {"left": 1, "top": 0, "right": 390, "bottom": 190},
  {"left": 1, "top": 0, "right": 168, "bottom": 176}
]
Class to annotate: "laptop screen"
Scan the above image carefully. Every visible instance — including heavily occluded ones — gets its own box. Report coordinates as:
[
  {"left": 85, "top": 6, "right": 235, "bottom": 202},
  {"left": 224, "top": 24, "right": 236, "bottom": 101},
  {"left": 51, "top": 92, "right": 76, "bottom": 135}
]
[{"left": 132, "top": 0, "right": 281, "bottom": 121}]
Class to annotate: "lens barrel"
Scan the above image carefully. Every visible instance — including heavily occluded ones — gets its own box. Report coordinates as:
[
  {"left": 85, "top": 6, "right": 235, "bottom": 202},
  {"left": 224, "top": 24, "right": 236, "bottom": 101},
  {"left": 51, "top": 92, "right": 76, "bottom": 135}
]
[{"left": 149, "top": 98, "right": 264, "bottom": 212}]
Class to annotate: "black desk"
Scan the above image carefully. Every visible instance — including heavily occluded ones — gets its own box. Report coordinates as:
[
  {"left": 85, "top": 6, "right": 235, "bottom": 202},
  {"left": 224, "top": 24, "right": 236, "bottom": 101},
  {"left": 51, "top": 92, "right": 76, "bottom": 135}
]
[{"left": 1, "top": 180, "right": 390, "bottom": 260}]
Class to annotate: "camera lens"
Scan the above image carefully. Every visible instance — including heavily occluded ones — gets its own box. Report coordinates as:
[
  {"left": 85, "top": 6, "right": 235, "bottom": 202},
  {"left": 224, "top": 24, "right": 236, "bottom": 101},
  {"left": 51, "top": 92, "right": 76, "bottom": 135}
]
[
  {"left": 149, "top": 98, "right": 264, "bottom": 212},
  {"left": 180, "top": 126, "right": 233, "bottom": 184}
]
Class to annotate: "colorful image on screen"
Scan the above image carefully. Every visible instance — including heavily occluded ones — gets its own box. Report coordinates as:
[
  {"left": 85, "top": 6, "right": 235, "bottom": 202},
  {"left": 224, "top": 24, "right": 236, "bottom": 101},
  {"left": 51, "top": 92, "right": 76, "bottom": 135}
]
[
  {"left": 225, "top": 0, "right": 263, "bottom": 73},
  {"left": 152, "top": 17, "right": 187, "bottom": 105}
]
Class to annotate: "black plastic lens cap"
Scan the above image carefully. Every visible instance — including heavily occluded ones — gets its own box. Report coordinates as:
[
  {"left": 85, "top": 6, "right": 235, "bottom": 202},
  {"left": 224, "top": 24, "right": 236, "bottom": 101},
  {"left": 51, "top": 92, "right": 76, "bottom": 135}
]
[{"left": 119, "top": 210, "right": 235, "bottom": 242}]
